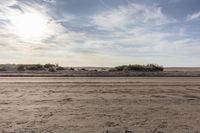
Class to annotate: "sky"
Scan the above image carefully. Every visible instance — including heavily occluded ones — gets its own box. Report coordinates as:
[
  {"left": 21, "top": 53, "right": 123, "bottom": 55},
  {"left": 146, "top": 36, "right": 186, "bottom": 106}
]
[{"left": 0, "top": 0, "right": 200, "bottom": 67}]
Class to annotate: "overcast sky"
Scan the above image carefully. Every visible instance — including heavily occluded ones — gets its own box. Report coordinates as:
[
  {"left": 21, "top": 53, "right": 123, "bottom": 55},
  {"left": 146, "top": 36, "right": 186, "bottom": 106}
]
[{"left": 0, "top": 0, "right": 200, "bottom": 67}]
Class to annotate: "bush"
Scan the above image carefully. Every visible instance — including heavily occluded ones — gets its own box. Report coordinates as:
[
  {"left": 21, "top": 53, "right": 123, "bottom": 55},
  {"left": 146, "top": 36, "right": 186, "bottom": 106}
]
[
  {"left": 27, "top": 64, "right": 44, "bottom": 71},
  {"left": 80, "top": 68, "right": 88, "bottom": 71},
  {"left": 0, "top": 67, "right": 6, "bottom": 71},
  {"left": 110, "top": 64, "right": 163, "bottom": 72},
  {"left": 108, "top": 68, "right": 118, "bottom": 72},
  {"left": 123, "top": 64, "right": 144, "bottom": 71},
  {"left": 17, "top": 65, "right": 25, "bottom": 71},
  {"left": 44, "top": 63, "right": 56, "bottom": 68},
  {"left": 115, "top": 65, "right": 127, "bottom": 71},
  {"left": 69, "top": 68, "right": 74, "bottom": 71},
  {"left": 144, "top": 64, "right": 163, "bottom": 72},
  {"left": 56, "top": 66, "right": 66, "bottom": 71},
  {"left": 48, "top": 67, "right": 56, "bottom": 72},
  {"left": 101, "top": 68, "right": 106, "bottom": 71}
]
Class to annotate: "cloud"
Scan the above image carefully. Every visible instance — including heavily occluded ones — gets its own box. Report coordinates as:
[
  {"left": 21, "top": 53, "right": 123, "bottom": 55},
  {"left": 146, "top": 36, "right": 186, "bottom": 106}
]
[
  {"left": 0, "top": 0, "right": 73, "bottom": 50},
  {"left": 42, "top": 0, "right": 56, "bottom": 4},
  {"left": 0, "top": 2, "right": 84, "bottom": 65},
  {"left": 84, "top": 2, "right": 200, "bottom": 66},
  {"left": 9, "top": 4, "right": 24, "bottom": 13},
  {"left": 91, "top": 3, "right": 175, "bottom": 30},
  {"left": 0, "top": 0, "right": 17, "bottom": 7},
  {"left": 186, "top": 11, "right": 200, "bottom": 21},
  {"left": 54, "top": 15, "right": 75, "bottom": 23},
  {"left": 0, "top": 0, "right": 199, "bottom": 66},
  {"left": 87, "top": 3, "right": 178, "bottom": 55}
]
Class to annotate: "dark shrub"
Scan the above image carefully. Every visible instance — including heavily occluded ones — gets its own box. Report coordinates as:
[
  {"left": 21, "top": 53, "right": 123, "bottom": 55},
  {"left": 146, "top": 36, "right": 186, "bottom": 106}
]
[
  {"left": 17, "top": 65, "right": 25, "bottom": 71},
  {"left": 146, "top": 64, "right": 163, "bottom": 71},
  {"left": 115, "top": 65, "right": 127, "bottom": 71},
  {"left": 123, "top": 64, "right": 144, "bottom": 71},
  {"left": 27, "top": 64, "right": 44, "bottom": 71},
  {"left": 44, "top": 63, "right": 56, "bottom": 68},
  {"left": 110, "top": 64, "right": 163, "bottom": 72},
  {"left": 108, "top": 68, "right": 118, "bottom": 72},
  {"left": 0, "top": 67, "right": 6, "bottom": 71},
  {"left": 48, "top": 67, "right": 56, "bottom": 72},
  {"left": 69, "top": 67, "right": 74, "bottom": 71},
  {"left": 80, "top": 68, "right": 88, "bottom": 71},
  {"left": 101, "top": 68, "right": 106, "bottom": 71},
  {"left": 56, "top": 66, "right": 66, "bottom": 71}
]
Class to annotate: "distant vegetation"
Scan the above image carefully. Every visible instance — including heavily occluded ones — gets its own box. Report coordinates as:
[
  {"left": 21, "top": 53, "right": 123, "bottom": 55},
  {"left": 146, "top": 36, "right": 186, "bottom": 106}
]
[
  {"left": 48, "top": 67, "right": 56, "bottom": 72},
  {"left": 17, "top": 65, "right": 25, "bottom": 71},
  {"left": 69, "top": 67, "right": 75, "bottom": 71},
  {"left": 109, "top": 64, "right": 163, "bottom": 72},
  {"left": 80, "top": 68, "right": 88, "bottom": 71},
  {"left": 0, "top": 66, "right": 6, "bottom": 71},
  {"left": 56, "top": 66, "right": 66, "bottom": 71},
  {"left": 15, "top": 64, "right": 69, "bottom": 72},
  {"left": 44, "top": 63, "right": 57, "bottom": 69},
  {"left": 0, "top": 63, "right": 163, "bottom": 73},
  {"left": 27, "top": 64, "right": 45, "bottom": 71}
]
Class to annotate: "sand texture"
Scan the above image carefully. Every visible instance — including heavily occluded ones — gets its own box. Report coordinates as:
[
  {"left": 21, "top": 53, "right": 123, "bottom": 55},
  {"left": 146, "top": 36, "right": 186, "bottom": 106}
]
[{"left": 0, "top": 77, "right": 200, "bottom": 133}]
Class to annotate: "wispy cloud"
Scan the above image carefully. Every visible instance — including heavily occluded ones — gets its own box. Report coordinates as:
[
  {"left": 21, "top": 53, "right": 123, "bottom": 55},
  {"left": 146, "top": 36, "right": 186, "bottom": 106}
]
[
  {"left": 91, "top": 3, "right": 175, "bottom": 30},
  {"left": 42, "top": 0, "right": 56, "bottom": 4},
  {"left": 186, "top": 11, "right": 200, "bottom": 21},
  {"left": 0, "top": 0, "right": 92, "bottom": 65},
  {"left": 0, "top": 0, "right": 199, "bottom": 66},
  {"left": 88, "top": 3, "right": 178, "bottom": 55},
  {"left": 0, "top": 0, "right": 71, "bottom": 49},
  {"left": 54, "top": 15, "right": 75, "bottom": 23}
]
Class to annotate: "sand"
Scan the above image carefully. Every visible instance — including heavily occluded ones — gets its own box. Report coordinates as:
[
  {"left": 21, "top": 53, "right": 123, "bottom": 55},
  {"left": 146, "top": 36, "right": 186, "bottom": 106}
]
[{"left": 0, "top": 77, "right": 200, "bottom": 133}]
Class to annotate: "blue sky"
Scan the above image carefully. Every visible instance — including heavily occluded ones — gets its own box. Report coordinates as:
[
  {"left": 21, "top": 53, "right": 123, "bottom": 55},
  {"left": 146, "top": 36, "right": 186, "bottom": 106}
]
[{"left": 0, "top": 0, "right": 200, "bottom": 66}]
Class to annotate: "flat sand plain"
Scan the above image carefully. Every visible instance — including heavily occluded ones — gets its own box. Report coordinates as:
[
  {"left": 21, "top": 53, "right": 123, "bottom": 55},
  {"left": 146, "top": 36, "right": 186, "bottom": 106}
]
[{"left": 0, "top": 77, "right": 200, "bottom": 133}]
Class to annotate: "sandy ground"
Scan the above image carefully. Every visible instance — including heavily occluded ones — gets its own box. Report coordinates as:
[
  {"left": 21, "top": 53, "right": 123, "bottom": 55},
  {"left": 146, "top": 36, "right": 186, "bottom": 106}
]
[{"left": 0, "top": 77, "right": 200, "bottom": 133}]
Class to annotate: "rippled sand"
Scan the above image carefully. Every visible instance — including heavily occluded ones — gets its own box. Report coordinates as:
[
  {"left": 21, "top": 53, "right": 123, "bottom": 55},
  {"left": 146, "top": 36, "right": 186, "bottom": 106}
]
[{"left": 0, "top": 77, "right": 200, "bottom": 133}]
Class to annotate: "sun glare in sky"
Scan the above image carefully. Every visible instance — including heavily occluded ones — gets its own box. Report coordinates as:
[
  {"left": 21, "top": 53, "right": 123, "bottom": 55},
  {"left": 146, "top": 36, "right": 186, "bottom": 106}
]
[
  {"left": 10, "top": 12, "right": 47, "bottom": 40},
  {"left": 0, "top": 0, "right": 200, "bottom": 66}
]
